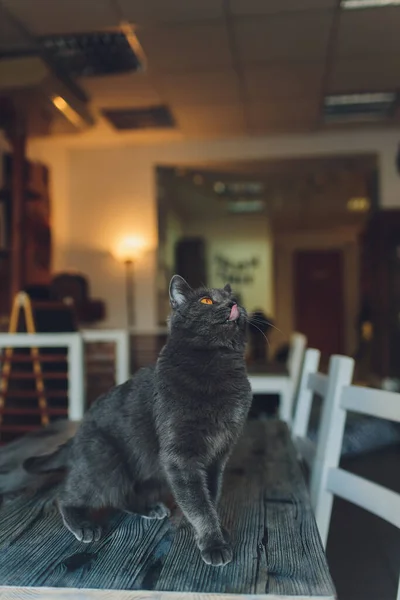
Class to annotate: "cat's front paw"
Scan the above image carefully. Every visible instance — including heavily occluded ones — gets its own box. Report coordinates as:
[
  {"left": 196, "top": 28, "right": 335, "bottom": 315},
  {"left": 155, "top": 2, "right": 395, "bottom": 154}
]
[
  {"left": 68, "top": 522, "right": 102, "bottom": 543},
  {"left": 200, "top": 540, "right": 233, "bottom": 567}
]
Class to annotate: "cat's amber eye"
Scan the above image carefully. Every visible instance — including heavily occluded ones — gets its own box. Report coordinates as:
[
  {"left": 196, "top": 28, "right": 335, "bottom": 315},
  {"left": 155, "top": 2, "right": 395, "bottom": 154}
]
[{"left": 200, "top": 297, "right": 213, "bottom": 305}]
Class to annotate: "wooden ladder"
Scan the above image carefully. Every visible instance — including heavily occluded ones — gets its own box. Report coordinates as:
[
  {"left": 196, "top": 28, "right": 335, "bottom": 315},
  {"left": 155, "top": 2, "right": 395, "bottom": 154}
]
[{"left": 0, "top": 292, "right": 49, "bottom": 432}]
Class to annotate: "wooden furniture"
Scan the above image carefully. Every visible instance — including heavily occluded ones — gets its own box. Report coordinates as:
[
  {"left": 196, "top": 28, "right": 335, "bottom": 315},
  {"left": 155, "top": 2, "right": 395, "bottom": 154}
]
[
  {"left": 248, "top": 332, "right": 307, "bottom": 422},
  {"left": 0, "top": 420, "right": 335, "bottom": 599},
  {"left": 360, "top": 210, "right": 400, "bottom": 379},
  {"left": 82, "top": 329, "right": 130, "bottom": 385},
  {"left": 51, "top": 273, "right": 106, "bottom": 325},
  {"left": 0, "top": 292, "right": 51, "bottom": 430},
  {"left": 0, "top": 153, "right": 52, "bottom": 318}
]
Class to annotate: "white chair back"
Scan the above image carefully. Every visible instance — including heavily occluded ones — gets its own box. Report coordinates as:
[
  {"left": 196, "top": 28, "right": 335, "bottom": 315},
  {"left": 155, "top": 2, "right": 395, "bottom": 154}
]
[
  {"left": 284, "top": 332, "right": 307, "bottom": 422},
  {"left": 312, "top": 365, "right": 400, "bottom": 600},
  {"left": 291, "top": 347, "right": 321, "bottom": 437},
  {"left": 291, "top": 353, "right": 355, "bottom": 508},
  {"left": 287, "top": 332, "right": 307, "bottom": 389}
]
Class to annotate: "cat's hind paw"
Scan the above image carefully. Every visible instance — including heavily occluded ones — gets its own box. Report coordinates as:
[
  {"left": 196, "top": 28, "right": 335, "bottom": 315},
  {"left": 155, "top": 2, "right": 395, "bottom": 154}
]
[{"left": 142, "top": 502, "right": 171, "bottom": 520}]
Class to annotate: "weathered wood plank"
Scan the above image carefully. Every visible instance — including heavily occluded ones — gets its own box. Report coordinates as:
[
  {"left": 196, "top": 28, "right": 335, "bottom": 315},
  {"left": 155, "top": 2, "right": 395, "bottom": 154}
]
[
  {"left": 0, "top": 421, "right": 335, "bottom": 599},
  {"left": 0, "top": 589, "right": 334, "bottom": 600}
]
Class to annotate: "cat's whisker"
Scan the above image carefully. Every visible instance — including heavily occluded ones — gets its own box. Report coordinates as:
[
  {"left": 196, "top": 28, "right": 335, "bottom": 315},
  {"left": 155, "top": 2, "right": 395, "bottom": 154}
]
[
  {"left": 247, "top": 322, "right": 270, "bottom": 348},
  {"left": 248, "top": 317, "right": 286, "bottom": 337}
]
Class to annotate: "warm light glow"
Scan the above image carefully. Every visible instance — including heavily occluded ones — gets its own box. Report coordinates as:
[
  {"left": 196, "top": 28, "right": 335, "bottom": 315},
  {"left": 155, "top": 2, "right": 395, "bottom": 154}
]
[
  {"left": 51, "top": 95, "right": 84, "bottom": 127},
  {"left": 114, "top": 236, "right": 147, "bottom": 263},
  {"left": 347, "top": 197, "right": 371, "bottom": 212}
]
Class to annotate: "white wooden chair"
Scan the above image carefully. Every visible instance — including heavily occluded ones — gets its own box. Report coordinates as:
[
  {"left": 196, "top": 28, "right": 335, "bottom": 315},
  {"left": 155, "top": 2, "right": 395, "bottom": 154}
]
[
  {"left": 291, "top": 353, "right": 355, "bottom": 509},
  {"left": 316, "top": 380, "right": 400, "bottom": 600},
  {"left": 249, "top": 332, "right": 307, "bottom": 422},
  {"left": 312, "top": 376, "right": 400, "bottom": 561}
]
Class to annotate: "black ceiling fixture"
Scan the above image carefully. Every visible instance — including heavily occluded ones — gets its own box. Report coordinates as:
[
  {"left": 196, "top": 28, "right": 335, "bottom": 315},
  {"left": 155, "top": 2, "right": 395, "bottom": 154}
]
[
  {"left": 102, "top": 106, "right": 175, "bottom": 130},
  {"left": 39, "top": 31, "right": 142, "bottom": 78}
]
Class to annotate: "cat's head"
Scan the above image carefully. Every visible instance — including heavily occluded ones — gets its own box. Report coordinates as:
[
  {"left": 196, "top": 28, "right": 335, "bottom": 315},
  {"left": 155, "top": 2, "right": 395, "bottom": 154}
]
[{"left": 168, "top": 275, "right": 247, "bottom": 349}]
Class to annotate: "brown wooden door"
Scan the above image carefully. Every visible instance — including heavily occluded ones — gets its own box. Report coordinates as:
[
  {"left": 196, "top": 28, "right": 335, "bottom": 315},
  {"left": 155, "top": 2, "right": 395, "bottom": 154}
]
[{"left": 294, "top": 250, "right": 344, "bottom": 356}]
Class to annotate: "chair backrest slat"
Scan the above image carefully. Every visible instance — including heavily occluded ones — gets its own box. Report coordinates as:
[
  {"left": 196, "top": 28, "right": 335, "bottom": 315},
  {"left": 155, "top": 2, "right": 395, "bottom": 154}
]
[
  {"left": 308, "top": 372, "right": 328, "bottom": 398},
  {"left": 287, "top": 332, "right": 307, "bottom": 386},
  {"left": 291, "top": 348, "right": 320, "bottom": 438},
  {"left": 310, "top": 356, "right": 355, "bottom": 521},
  {"left": 341, "top": 385, "right": 400, "bottom": 423},
  {"left": 327, "top": 468, "right": 400, "bottom": 530}
]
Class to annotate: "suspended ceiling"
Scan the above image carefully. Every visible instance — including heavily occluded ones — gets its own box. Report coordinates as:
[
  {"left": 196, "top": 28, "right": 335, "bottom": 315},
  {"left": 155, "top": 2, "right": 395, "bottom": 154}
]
[{"left": 1, "top": 0, "right": 400, "bottom": 141}]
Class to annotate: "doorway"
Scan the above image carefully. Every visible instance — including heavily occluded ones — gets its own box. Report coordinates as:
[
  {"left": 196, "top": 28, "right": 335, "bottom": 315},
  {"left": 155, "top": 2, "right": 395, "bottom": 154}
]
[{"left": 294, "top": 250, "right": 345, "bottom": 356}]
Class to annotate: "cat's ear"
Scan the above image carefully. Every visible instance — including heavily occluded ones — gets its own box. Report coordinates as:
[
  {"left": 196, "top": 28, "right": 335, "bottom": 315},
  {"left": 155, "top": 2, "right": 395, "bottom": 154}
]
[
  {"left": 169, "top": 275, "right": 192, "bottom": 308},
  {"left": 224, "top": 283, "right": 232, "bottom": 294}
]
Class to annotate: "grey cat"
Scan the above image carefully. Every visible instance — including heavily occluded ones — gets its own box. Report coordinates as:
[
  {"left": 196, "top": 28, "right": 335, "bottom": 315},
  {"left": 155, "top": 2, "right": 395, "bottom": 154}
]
[{"left": 24, "top": 275, "right": 252, "bottom": 567}]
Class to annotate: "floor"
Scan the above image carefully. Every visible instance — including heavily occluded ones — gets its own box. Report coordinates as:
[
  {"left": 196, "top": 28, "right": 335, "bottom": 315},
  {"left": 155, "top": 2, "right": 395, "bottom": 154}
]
[{"left": 326, "top": 444, "right": 400, "bottom": 600}]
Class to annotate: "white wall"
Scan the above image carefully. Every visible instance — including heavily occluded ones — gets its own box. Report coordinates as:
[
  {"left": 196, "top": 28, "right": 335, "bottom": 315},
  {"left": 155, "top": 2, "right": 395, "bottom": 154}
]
[
  {"left": 28, "top": 128, "right": 400, "bottom": 331},
  {"left": 185, "top": 215, "right": 273, "bottom": 316}
]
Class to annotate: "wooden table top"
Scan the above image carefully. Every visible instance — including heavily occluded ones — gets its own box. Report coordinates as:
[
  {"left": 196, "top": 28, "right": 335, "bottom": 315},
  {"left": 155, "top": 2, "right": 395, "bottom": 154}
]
[{"left": 0, "top": 420, "right": 335, "bottom": 599}]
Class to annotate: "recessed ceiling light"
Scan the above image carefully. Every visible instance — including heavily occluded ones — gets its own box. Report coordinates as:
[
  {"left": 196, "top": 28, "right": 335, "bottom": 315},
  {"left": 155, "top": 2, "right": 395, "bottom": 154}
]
[
  {"left": 342, "top": 0, "right": 400, "bottom": 9},
  {"left": 51, "top": 95, "right": 84, "bottom": 127},
  {"left": 325, "top": 92, "right": 396, "bottom": 106},
  {"left": 323, "top": 92, "right": 396, "bottom": 122}
]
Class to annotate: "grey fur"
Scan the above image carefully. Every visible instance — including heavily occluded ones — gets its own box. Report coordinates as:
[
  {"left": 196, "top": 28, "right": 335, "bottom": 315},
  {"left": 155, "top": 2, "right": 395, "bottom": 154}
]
[
  {"left": 0, "top": 420, "right": 78, "bottom": 496},
  {"left": 24, "top": 275, "right": 252, "bottom": 566}
]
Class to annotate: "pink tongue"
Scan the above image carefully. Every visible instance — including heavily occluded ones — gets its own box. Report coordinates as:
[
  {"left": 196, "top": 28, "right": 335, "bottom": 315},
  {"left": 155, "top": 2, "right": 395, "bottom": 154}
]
[{"left": 229, "top": 304, "right": 239, "bottom": 321}]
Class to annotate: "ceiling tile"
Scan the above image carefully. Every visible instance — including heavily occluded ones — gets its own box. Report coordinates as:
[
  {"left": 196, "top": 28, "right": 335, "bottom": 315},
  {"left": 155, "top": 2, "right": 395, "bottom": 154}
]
[
  {"left": 233, "top": 11, "right": 334, "bottom": 64},
  {"left": 80, "top": 72, "right": 162, "bottom": 108},
  {"left": 243, "top": 63, "right": 325, "bottom": 101},
  {"left": 0, "top": 6, "right": 32, "bottom": 52},
  {"left": 246, "top": 100, "right": 319, "bottom": 133},
  {"left": 336, "top": 7, "right": 400, "bottom": 57},
  {"left": 173, "top": 104, "right": 246, "bottom": 136},
  {"left": 329, "top": 56, "right": 400, "bottom": 93},
  {"left": 2, "top": 0, "right": 120, "bottom": 35},
  {"left": 137, "top": 22, "right": 233, "bottom": 71},
  {"left": 154, "top": 70, "right": 241, "bottom": 105},
  {"left": 117, "top": 0, "right": 224, "bottom": 23},
  {"left": 230, "top": 0, "right": 337, "bottom": 16}
]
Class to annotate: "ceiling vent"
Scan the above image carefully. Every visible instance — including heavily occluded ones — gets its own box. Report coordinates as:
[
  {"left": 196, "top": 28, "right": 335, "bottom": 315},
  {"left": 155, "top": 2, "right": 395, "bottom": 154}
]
[
  {"left": 39, "top": 31, "right": 142, "bottom": 78},
  {"left": 102, "top": 106, "right": 175, "bottom": 130}
]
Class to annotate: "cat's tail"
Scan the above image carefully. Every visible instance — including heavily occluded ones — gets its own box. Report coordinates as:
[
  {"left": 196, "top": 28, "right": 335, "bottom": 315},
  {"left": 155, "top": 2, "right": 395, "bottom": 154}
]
[{"left": 23, "top": 439, "right": 73, "bottom": 474}]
